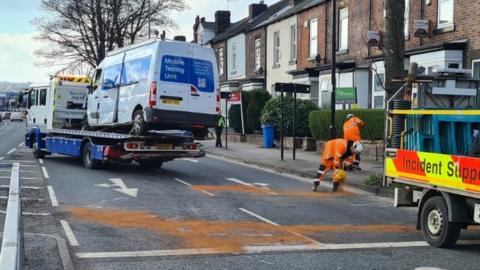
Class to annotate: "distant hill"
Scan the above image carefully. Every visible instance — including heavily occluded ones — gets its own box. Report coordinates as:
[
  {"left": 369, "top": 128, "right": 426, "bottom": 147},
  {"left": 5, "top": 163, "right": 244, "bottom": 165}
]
[{"left": 0, "top": 82, "right": 32, "bottom": 93}]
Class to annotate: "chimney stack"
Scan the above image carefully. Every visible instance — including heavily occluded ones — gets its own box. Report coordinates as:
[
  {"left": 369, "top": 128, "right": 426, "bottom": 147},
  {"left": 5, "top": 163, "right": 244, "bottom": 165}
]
[
  {"left": 215, "top": 10, "right": 231, "bottom": 35},
  {"left": 193, "top": 15, "right": 200, "bottom": 43},
  {"left": 249, "top": 2, "right": 268, "bottom": 19},
  {"left": 288, "top": 0, "right": 304, "bottom": 6}
]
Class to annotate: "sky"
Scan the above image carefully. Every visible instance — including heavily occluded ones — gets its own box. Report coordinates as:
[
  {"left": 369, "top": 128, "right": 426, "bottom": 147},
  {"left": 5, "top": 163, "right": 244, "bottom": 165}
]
[{"left": 0, "top": 0, "right": 278, "bottom": 83}]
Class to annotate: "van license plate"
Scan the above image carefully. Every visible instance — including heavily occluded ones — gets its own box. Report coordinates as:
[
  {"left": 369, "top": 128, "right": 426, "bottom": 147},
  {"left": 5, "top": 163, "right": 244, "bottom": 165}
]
[{"left": 161, "top": 99, "right": 181, "bottom": 106}]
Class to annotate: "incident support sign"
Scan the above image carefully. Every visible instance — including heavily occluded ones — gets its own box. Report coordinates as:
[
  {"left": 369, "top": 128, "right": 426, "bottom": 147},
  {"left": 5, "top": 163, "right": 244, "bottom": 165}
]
[{"left": 386, "top": 149, "right": 480, "bottom": 193}]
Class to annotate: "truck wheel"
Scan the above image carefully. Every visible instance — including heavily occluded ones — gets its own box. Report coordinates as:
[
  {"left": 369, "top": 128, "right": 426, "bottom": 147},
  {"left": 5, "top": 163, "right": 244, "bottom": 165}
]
[
  {"left": 83, "top": 142, "right": 101, "bottom": 169},
  {"left": 131, "top": 110, "right": 147, "bottom": 136},
  {"left": 32, "top": 137, "right": 45, "bottom": 159},
  {"left": 138, "top": 160, "right": 163, "bottom": 170},
  {"left": 420, "top": 196, "right": 461, "bottom": 248},
  {"left": 192, "top": 128, "right": 208, "bottom": 140}
]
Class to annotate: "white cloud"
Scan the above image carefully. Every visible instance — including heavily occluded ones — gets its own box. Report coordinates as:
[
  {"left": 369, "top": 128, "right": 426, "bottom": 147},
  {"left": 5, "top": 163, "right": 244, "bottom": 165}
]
[{"left": 0, "top": 33, "right": 57, "bottom": 83}]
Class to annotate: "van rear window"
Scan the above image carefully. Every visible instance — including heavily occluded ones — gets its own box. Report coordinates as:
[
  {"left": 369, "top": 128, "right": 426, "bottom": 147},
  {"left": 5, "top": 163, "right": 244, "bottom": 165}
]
[{"left": 160, "top": 55, "right": 214, "bottom": 93}]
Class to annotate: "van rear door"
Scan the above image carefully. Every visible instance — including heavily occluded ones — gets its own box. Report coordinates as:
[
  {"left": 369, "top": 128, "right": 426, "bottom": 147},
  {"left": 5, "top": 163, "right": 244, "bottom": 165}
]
[{"left": 157, "top": 42, "right": 190, "bottom": 112}]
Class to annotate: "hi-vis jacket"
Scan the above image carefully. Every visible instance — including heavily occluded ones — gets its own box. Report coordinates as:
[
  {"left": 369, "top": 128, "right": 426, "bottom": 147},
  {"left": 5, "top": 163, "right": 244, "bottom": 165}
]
[{"left": 343, "top": 117, "right": 365, "bottom": 142}]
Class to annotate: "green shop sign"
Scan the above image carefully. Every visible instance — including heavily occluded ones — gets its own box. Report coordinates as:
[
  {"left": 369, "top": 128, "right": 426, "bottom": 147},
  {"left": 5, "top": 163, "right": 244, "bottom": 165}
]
[{"left": 336, "top": 87, "right": 357, "bottom": 104}]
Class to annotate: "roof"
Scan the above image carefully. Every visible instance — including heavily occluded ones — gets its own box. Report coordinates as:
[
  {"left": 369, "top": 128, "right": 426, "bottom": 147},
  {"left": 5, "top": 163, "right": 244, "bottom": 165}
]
[
  {"left": 251, "top": 0, "right": 326, "bottom": 31},
  {"left": 209, "top": 0, "right": 289, "bottom": 44},
  {"left": 200, "top": 21, "right": 216, "bottom": 30}
]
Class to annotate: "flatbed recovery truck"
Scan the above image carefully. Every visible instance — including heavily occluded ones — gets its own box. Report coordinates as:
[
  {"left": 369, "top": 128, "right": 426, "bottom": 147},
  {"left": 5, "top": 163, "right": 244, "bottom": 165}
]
[
  {"left": 23, "top": 75, "right": 204, "bottom": 169},
  {"left": 385, "top": 68, "right": 480, "bottom": 247}
]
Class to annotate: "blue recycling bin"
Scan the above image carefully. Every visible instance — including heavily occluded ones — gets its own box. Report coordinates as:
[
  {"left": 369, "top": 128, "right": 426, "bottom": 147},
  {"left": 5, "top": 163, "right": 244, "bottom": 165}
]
[{"left": 262, "top": 124, "right": 275, "bottom": 148}]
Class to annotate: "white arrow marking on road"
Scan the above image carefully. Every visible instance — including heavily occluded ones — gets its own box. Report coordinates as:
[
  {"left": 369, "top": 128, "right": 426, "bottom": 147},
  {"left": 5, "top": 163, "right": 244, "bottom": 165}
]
[
  {"left": 96, "top": 178, "right": 138, "bottom": 197},
  {"left": 253, "top": 183, "right": 270, "bottom": 187},
  {"left": 181, "top": 158, "right": 199, "bottom": 163}
]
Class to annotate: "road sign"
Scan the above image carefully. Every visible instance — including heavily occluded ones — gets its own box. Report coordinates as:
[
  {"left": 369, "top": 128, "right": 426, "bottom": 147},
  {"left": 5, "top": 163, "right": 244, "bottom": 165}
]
[
  {"left": 336, "top": 87, "right": 357, "bottom": 104},
  {"left": 274, "top": 83, "right": 310, "bottom": 93},
  {"left": 229, "top": 92, "right": 242, "bottom": 105}
]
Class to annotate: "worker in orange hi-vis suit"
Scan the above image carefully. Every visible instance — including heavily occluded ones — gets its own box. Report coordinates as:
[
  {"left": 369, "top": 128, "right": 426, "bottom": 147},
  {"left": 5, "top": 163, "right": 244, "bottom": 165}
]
[
  {"left": 312, "top": 139, "right": 363, "bottom": 192},
  {"left": 343, "top": 114, "right": 365, "bottom": 170}
]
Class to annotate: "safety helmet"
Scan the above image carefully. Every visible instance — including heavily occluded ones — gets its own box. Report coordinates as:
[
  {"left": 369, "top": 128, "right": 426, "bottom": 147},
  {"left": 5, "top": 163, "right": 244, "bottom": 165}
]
[
  {"left": 333, "top": 169, "right": 347, "bottom": 183},
  {"left": 346, "top": 114, "right": 355, "bottom": 120},
  {"left": 352, "top": 141, "right": 364, "bottom": 154}
]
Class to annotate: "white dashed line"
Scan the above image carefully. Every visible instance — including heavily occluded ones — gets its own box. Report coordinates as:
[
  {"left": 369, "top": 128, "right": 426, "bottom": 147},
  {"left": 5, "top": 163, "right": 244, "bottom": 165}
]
[
  {"left": 239, "top": 208, "right": 280, "bottom": 226},
  {"left": 173, "top": 178, "right": 214, "bottom": 197},
  {"left": 6, "top": 148, "right": 16, "bottom": 155},
  {"left": 47, "top": 186, "right": 59, "bottom": 207},
  {"left": 226, "top": 178, "right": 278, "bottom": 195},
  {"left": 39, "top": 159, "right": 44, "bottom": 164},
  {"left": 181, "top": 158, "right": 199, "bottom": 163},
  {"left": 0, "top": 210, "right": 50, "bottom": 216},
  {"left": 61, "top": 220, "right": 79, "bottom": 247},
  {"left": 0, "top": 176, "right": 41, "bottom": 180},
  {"left": 41, "top": 166, "right": 49, "bottom": 178},
  {"left": 0, "top": 157, "right": 3, "bottom": 160},
  {"left": 18, "top": 142, "right": 25, "bottom": 147}
]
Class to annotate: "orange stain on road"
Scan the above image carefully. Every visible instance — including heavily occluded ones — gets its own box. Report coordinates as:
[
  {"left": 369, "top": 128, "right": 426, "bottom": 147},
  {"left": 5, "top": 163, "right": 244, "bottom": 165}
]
[{"left": 66, "top": 207, "right": 416, "bottom": 253}]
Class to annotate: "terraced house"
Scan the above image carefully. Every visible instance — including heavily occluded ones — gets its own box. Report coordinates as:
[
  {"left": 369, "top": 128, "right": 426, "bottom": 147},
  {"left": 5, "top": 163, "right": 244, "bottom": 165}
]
[{"left": 195, "top": 0, "right": 480, "bottom": 109}]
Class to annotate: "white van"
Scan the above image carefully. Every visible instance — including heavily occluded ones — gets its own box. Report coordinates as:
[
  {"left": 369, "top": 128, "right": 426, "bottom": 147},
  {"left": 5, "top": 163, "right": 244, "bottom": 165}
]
[{"left": 87, "top": 39, "right": 221, "bottom": 136}]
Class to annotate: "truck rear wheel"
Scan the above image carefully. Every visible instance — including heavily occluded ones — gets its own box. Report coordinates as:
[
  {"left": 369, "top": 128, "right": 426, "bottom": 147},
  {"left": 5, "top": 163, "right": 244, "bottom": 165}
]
[
  {"left": 83, "top": 142, "right": 101, "bottom": 169},
  {"left": 138, "top": 160, "right": 163, "bottom": 169},
  {"left": 420, "top": 196, "right": 461, "bottom": 248}
]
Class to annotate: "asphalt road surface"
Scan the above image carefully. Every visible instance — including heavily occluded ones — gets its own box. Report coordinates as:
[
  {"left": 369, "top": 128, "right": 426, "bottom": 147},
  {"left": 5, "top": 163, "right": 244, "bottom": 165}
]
[{"left": 1, "top": 121, "right": 479, "bottom": 270}]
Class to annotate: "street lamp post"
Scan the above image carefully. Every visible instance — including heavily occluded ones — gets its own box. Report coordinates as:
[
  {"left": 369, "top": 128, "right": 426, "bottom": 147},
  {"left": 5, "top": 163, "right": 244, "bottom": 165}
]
[
  {"left": 148, "top": 0, "right": 151, "bottom": 38},
  {"left": 330, "top": 0, "right": 337, "bottom": 139}
]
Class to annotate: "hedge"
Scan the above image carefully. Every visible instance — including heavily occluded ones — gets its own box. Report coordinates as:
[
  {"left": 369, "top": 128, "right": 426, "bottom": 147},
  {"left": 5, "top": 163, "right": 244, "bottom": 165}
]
[
  {"left": 228, "top": 90, "right": 271, "bottom": 133},
  {"left": 260, "top": 95, "right": 318, "bottom": 137},
  {"left": 309, "top": 109, "right": 385, "bottom": 141}
]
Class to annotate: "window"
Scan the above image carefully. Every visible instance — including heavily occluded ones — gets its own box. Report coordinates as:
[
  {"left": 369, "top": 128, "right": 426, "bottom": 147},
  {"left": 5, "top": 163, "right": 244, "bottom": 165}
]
[
  {"left": 290, "top": 25, "right": 297, "bottom": 61},
  {"left": 473, "top": 60, "right": 480, "bottom": 78},
  {"left": 273, "top": 31, "right": 280, "bottom": 66},
  {"left": 28, "top": 89, "right": 37, "bottom": 108},
  {"left": 404, "top": 0, "right": 409, "bottom": 37},
  {"left": 121, "top": 56, "right": 151, "bottom": 85},
  {"left": 102, "top": 64, "right": 122, "bottom": 89},
  {"left": 92, "top": 69, "right": 102, "bottom": 92},
  {"left": 374, "top": 73, "right": 385, "bottom": 92},
  {"left": 438, "top": 0, "right": 454, "bottom": 28},
  {"left": 374, "top": 96, "right": 385, "bottom": 109},
  {"left": 255, "top": 38, "right": 262, "bottom": 70},
  {"left": 39, "top": 88, "right": 47, "bottom": 106},
  {"left": 232, "top": 43, "right": 237, "bottom": 71},
  {"left": 218, "top": 47, "right": 224, "bottom": 75},
  {"left": 339, "top": 8, "right": 348, "bottom": 51},
  {"left": 309, "top": 19, "right": 318, "bottom": 58}
]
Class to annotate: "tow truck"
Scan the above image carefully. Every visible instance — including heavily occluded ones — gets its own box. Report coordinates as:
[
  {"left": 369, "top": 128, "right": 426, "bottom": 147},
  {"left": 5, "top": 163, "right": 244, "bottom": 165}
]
[
  {"left": 23, "top": 75, "right": 204, "bottom": 169},
  {"left": 385, "top": 66, "right": 480, "bottom": 247}
]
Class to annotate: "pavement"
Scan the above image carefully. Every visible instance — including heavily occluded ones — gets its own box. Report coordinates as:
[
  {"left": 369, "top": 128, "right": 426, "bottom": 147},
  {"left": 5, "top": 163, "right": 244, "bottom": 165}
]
[{"left": 200, "top": 139, "right": 388, "bottom": 195}]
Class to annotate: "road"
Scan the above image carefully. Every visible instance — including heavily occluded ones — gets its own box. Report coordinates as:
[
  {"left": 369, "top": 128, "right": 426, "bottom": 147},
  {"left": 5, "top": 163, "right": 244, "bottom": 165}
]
[{"left": 0, "top": 121, "right": 479, "bottom": 269}]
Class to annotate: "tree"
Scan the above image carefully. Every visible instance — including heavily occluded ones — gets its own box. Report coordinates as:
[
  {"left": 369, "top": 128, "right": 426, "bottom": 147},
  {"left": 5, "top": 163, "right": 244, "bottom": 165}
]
[
  {"left": 383, "top": 0, "right": 405, "bottom": 99},
  {"left": 34, "top": 0, "right": 185, "bottom": 69}
]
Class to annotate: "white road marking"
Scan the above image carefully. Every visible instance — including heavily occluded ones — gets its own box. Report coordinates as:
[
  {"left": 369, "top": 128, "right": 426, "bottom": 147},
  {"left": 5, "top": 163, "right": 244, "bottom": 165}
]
[
  {"left": 41, "top": 166, "right": 49, "bottom": 178},
  {"left": 239, "top": 208, "right": 280, "bottom": 226},
  {"left": 253, "top": 182, "right": 270, "bottom": 187},
  {"left": 73, "top": 239, "right": 480, "bottom": 259},
  {"left": 181, "top": 158, "right": 199, "bottom": 163},
  {"left": 0, "top": 176, "right": 41, "bottom": 180},
  {"left": 18, "top": 142, "right": 25, "bottom": 147},
  {"left": 0, "top": 160, "right": 35, "bottom": 163},
  {"left": 258, "top": 259, "right": 274, "bottom": 265},
  {"left": 61, "top": 220, "right": 79, "bottom": 247},
  {"left": 226, "top": 178, "right": 278, "bottom": 195},
  {"left": 47, "top": 186, "right": 59, "bottom": 207},
  {"left": 96, "top": 178, "right": 138, "bottom": 197},
  {"left": 39, "top": 158, "right": 44, "bottom": 164},
  {"left": 6, "top": 148, "right": 16, "bottom": 155},
  {"left": 0, "top": 185, "right": 42, "bottom": 190},
  {"left": 173, "top": 178, "right": 214, "bottom": 196},
  {"left": 76, "top": 248, "right": 217, "bottom": 259},
  {"left": 173, "top": 178, "right": 192, "bottom": 187},
  {"left": 0, "top": 122, "right": 7, "bottom": 130},
  {"left": 0, "top": 156, "right": 3, "bottom": 160},
  {"left": 0, "top": 210, "right": 50, "bottom": 216},
  {"left": 0, "top": 169, "right": 39, "bottom": 173}
]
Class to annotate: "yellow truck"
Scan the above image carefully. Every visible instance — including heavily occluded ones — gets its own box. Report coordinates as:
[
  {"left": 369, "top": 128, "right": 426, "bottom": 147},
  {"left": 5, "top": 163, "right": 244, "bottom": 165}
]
[{"left": 385, "top": 68, "right": 480, "bottom": 247}]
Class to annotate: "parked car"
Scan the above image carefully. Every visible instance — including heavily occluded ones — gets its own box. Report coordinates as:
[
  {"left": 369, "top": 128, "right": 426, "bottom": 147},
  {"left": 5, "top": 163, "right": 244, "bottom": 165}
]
[
  {"left": 1, "top": 112, "right": 11, "bottom": 120},
  {"left": 87, "top": 39, "right": 220, "bottom": 137},
  {"left": 10, "top": 112, "right": 24, "bottom": 122}
]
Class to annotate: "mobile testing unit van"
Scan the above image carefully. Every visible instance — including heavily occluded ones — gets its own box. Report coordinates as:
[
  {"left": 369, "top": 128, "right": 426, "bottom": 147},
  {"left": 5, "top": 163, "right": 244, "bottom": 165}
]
[{"left": 24, "top": 75, "right": 204, "bottom": 169}]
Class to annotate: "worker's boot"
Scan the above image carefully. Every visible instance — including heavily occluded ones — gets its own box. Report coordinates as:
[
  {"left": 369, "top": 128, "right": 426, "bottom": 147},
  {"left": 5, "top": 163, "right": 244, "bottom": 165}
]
[
  {"left": 312, "top": 180, "right": 320, "bottom": 192},
  {"left": 353, "top": 161, "right": 362, "bottom": 171},
  {"left": 332, "top": 182, "right": 340, "bottom": 192}
]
